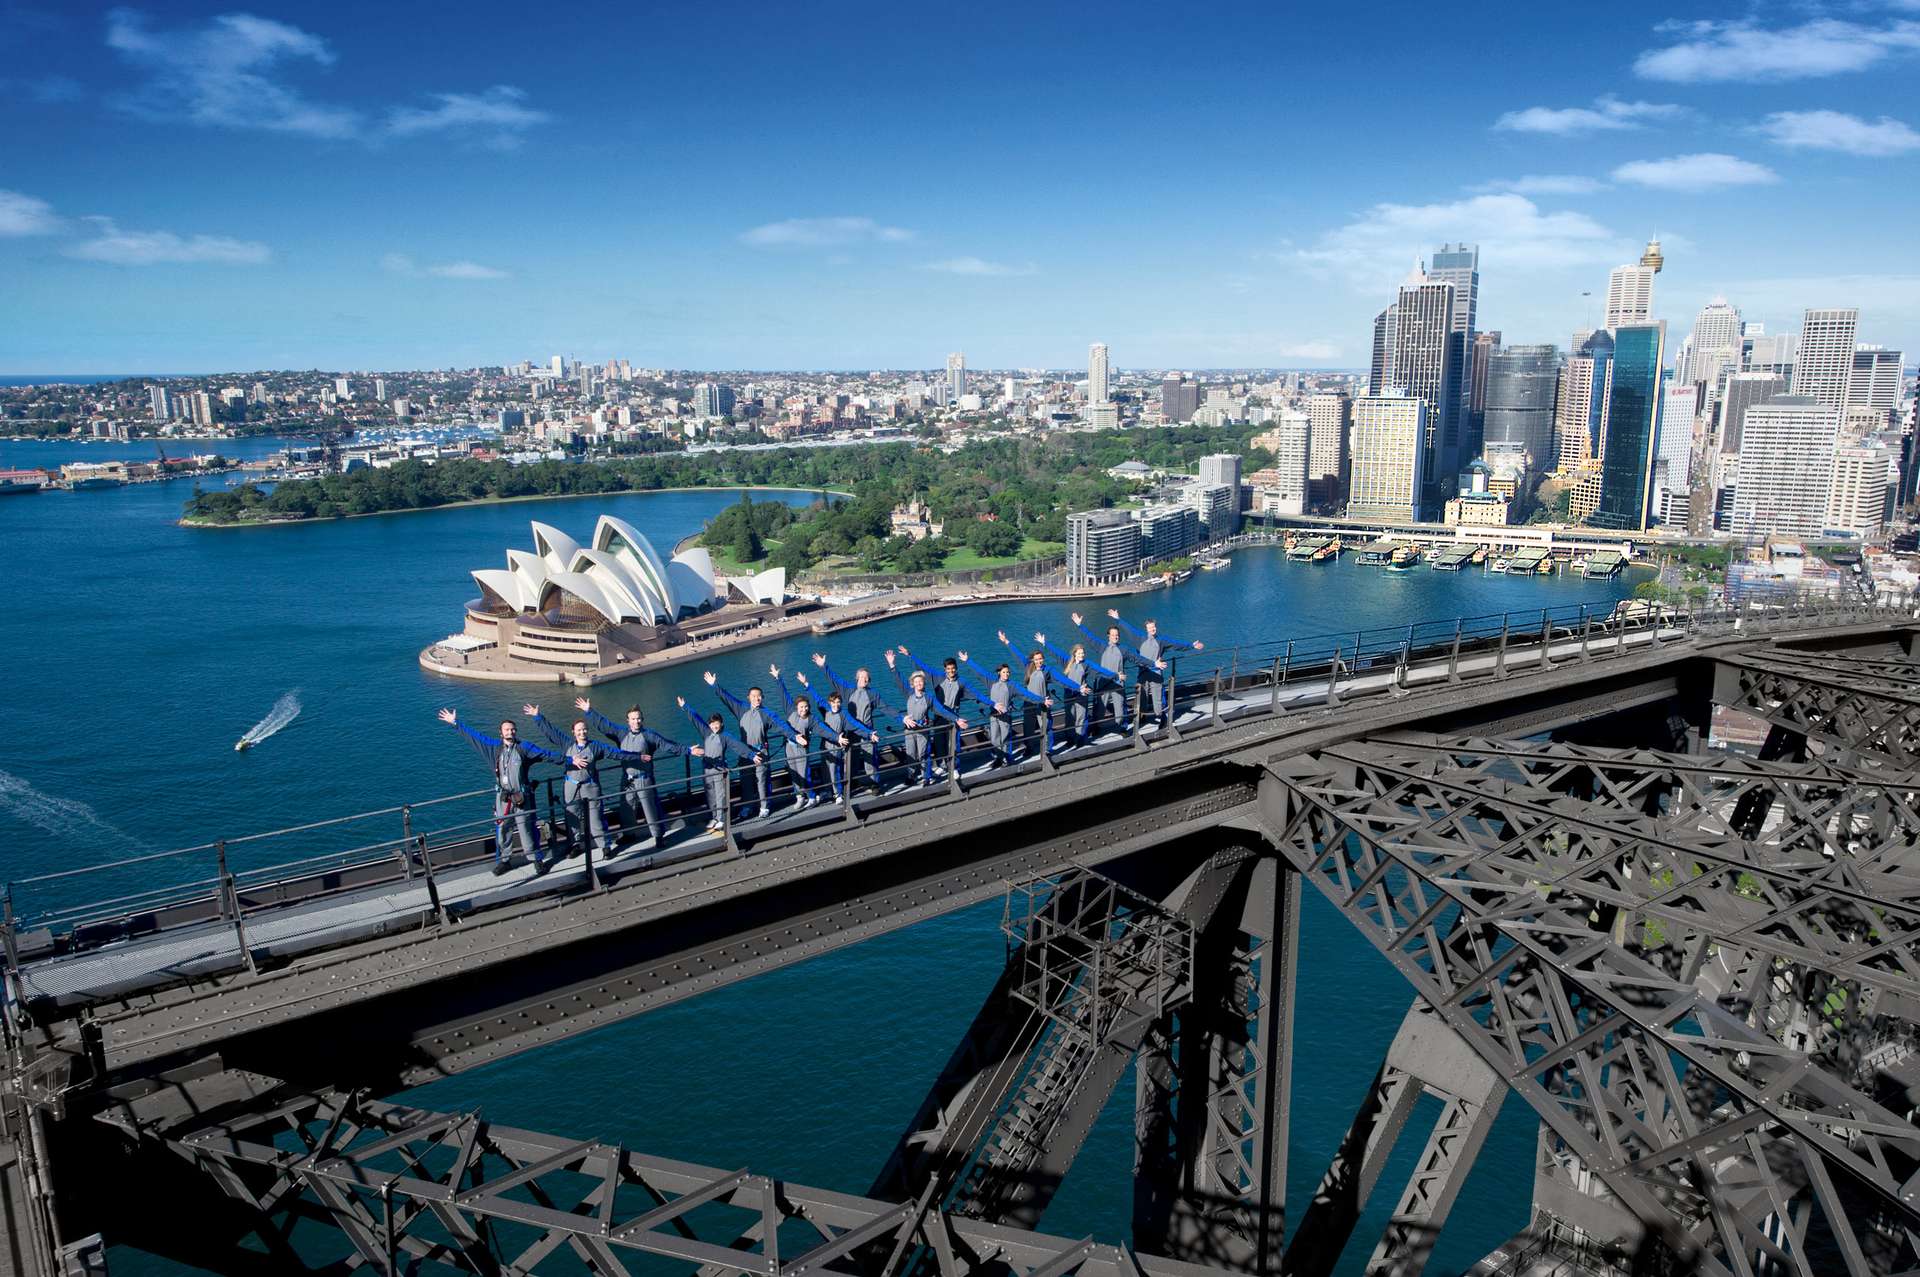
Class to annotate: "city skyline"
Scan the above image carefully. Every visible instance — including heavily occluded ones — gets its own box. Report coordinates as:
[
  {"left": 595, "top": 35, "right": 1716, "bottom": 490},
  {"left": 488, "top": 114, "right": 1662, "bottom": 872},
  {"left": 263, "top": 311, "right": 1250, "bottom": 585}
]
[{"left": 2, "top": 1, "right": 1918, "bottom": 373}]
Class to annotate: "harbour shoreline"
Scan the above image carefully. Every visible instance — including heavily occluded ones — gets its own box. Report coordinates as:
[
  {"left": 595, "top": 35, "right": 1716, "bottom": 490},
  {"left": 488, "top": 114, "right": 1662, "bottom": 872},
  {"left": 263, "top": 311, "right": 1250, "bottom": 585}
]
[
  {"left": 418, "top": 576, "right": 1170, "bottom": 687},
  {"left": 177, "top": 483, "right": 853, "bottom": 529}
]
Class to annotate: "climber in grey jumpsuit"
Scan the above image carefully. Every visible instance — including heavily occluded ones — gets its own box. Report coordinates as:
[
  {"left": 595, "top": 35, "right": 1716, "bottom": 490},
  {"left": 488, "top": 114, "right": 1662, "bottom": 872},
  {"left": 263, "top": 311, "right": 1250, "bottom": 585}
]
[
  {"left": 1107, "top": 610, "right": 1204, "bottom": 723},
  {"left": 959, "top": 650, "right": 1047, "bottom": 766},
  {"left": 770, "top": 666, "right": 822, "bottom": 809},
  {"left": 1072, "top": 613, "right": 1160, "bottom": 735},
  {"left": 573, "top": 697, "right": 691, "bottom": 847},
  {"left": 812, "top": 656, "right": 894, "bottom": 794},
  {"left": 801, "top": 674, "right": 877, "bottom": 803},
  {"left": 705, "top": 672, "right": 781, "bottom": 818},
  {"left": 526, "top": 706, "right": 646, "bottom": 859},
  {"left": 889, "top": 654, "right": 967, "bottom": 786},
  {"left": 678, "top": 698, "right": 758, "bottom": 834},
  {"left": 1035, "top": 632, "right": 1100, "bottom": 745},
  {"left": 438, "top": 708, "right": 563, "bottom": 875}
]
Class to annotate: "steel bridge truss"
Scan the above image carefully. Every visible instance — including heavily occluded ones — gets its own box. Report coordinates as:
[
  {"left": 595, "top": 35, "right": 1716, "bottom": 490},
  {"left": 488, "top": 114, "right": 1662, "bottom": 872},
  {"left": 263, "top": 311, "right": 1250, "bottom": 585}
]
[
  {"left": 1716, "top": 650, "right": 1920, "bottom": 770},
  {"left": 1261, "top": 734, "right": 1920, "bottom": 1277},
  {"left": 136, "top": 1085, "right": 1237, "bottom": 1277}
]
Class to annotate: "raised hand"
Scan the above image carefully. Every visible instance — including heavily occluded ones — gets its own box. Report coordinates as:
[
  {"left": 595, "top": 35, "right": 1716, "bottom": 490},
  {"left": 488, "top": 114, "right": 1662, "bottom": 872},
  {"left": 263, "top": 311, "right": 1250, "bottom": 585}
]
[
  {"left": 573, "top": 696, "right": 591, "bottom": 711},
  {"left": 1107, "top": 608, "right": 1120, "bottom": 620},
  {"left": 812, "top": 652, "right": 827, "bottom": 667},
  {"left": 956, "top": 649, "right": 969, "bottom": 662},
  {"left": 884, "top": 651, "right": 897, "bottom": 668},
  {"left": 436, "top": 708, "right": 458, "bottom": 724},
  {"left": 675, "top": 695, "right": 687, "bottom": 708},
  {"left": 996, "top": 629, "right": 1008, "bottom": 644},
  {"left": 1192, "top": 640, "right": 1205, "bottom": 651},
  {"left": 795, "top": 671, "right": 810, "bottom": 688},
  {"left": 769, "top": 663, "right": 780, "bottom": 679},
  {"left": 896, "top": 644, "right": 909, "bottom": 655},
  {"left": 1070, "top": 612, "right": 1084, "bottom": 626},
  {"left": 522, "top": 703, "right": 540, "bottom": 717},
  {"left": 702, "top": 670, "right": 717, "bottom": 685},
  {"left": 1034, "top": 631, "right": 1046, "bottom": 644}
]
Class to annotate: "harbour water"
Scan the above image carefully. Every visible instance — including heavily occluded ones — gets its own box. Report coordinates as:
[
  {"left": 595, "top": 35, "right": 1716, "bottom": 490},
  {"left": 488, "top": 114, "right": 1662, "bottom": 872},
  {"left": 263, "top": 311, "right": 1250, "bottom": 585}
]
[{"left": 0, "top": 448, "right": 1635, "bottom": 1275}]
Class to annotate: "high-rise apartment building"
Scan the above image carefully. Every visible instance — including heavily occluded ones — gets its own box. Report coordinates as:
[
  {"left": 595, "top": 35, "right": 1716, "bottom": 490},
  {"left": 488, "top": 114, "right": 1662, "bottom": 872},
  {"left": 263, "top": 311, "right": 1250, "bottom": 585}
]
[
  {"left": 148, "top": 386, "right": 169, "bottom": 421},
  {"left": 1346, "top": 396, "right": 1427, "bottom": 522},
  {"left": 1065, "top": 510, "right": 1142, "bottom": 587},
  {"left": 1553, "top": 356, "right": 1600, "bottom": 472},
  {"left": 189, "top": 390, "right": 215, "bottom": 428},
  {"left": 550, "top": 355, "right": 564, "bottom": 377},
  {"left": 373, "top": 378, "right": 389, "bottom": 402},
  {"left": 1135, "top": 505, "right": 1202, "bottom": 563},
  {"left": 1588, "top": 322, "right": 1665, "bottom": 531},
  {"left": 1262, "top": 410, "right": 1310, "bottom": 516},
  {"left": 1850, "top": 346, "right": 1904, "bottom": 412},
  {"left": 1685, "top": 298, "right": 1742, "bottom": 386},
  {"left": 946, "top": 353, "right": 966, "bottom": 403},
  {"left": 1161, "top": 374, "right": 1200, "bottom": 424},
  {"left": 1428, "top": 242, "right": 1480, "bottom": 438},
  {"left": 1088, "top": 343, "right": 1110, "bottom": 406},
  {"left": 1482, "top": 345, "right": 1560, "bottom": 474},
  {"left": 333, "top": 377, "right": 353, "bottom": 400},
  {"left": 1305, "top": 391, "right": 1351, "bottom": 500},
  {"left": 1791, "top": 308, "right": 1859, "bottom": 410},
  {"left": 1718, "top": 372, "right": 1787, "bottom": 455},
  {"left": 1604, "top": 265, "right": 1653, "bottom": 329},
  {"left": 1826, "top": 445, "right": 1893, "bottom": 541},
  {"left": 1372, "top": 269, "right": 1461, "bottom": 509},
  {"left": 1730, "top": 396, "right": 1840, "bottom": 540},
  {"left": 693, "top": 382, "right": 736, "bottom": 419}
]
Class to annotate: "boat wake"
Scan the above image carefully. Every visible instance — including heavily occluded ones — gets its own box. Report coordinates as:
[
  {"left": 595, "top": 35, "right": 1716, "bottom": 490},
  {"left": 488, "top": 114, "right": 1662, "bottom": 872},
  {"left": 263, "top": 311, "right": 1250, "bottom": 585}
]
[
  {"left": 237, "top": 691, "right": 302, "bottom": 751},
  {"left": 0, "top": 768, "right": 150, "bottom": 849}
]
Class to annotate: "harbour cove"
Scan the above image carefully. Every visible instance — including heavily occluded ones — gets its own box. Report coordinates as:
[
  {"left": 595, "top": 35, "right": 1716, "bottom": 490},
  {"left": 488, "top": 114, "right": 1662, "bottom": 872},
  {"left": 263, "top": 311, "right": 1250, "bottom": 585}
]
[{"left": 0, "top": 461, "right": 1635, "bottom": 1276}]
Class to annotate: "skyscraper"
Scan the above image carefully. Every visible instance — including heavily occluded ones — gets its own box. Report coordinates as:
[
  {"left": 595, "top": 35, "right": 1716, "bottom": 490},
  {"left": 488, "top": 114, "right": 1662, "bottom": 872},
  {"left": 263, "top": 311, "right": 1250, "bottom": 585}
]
[
  {"left": 1161, "top": 374, "right": 1200, "bottom": 424},
  {"left": 1731, "top": 397, "right": 1840, "bottom": 539},
  {"left": 1088, "top": 343, "right": 1110, "bottom": 406},
  {"left": 373, "top": 378, "right": 389, "bottom": 402},
  {"left": 1263, "top": 410, "right": 1311, "bottom": 516},
  {"left": 1305, "top": 391, "right": 1352, "bottom": 501},
  {"left": 1482, "top": 345, "right": 1560, "bottom": 474},
  {"left": 1378, "top": 270, "right": 1461, "bottom": 509},
  {"left": 1588, "top": 322, "right": 1665, "bottom": 531},
  {"left": 1791, "top": 308, "right": 1859, "bottom": 410},
  {"left": 1718, "top": 372, "right": 1787, "bottom": 455},
  {"left": 1468, "top": 330, "right": 1501, "bottom": 451},
  {"left": 946, "top": 353, "right": 966, "bottom": 403},
  {"left": 1826, "top": 445, "right": 1893, "bottom": 540},
  {"left": 1346, "top": 397, "right": 1428, "bottom": 522},
  {"left": 1850, "top": 346, "right": 1904, "bottom": 411},
  {"left": 1653, "top": 378, "right": 1697, "bottom": 516},
  {"left": 1604, "top": 265, "right": 1654, "bottom": 329},
  {"left": 1553, "top": 356, "right": 1601, "bottom": 472},
  {"left": 1684, "top": 298, "right": 1742, "bottom": 386},
  {"left": 148, "top": 385, "right": 169, "bottom": 421},
  {"left": 1428, "top": 243, "right": 1480, "bottom": 441}
]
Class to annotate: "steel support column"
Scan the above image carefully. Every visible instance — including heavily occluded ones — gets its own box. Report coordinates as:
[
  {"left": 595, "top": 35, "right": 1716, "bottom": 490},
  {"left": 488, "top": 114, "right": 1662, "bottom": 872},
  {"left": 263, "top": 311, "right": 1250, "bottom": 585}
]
[
  {"left": 1283, "top": 1003, "right": 1503, "bottom": 1277},
  {"left": 1132, "top": 853, "right": 1297, "bottom": 1275}
]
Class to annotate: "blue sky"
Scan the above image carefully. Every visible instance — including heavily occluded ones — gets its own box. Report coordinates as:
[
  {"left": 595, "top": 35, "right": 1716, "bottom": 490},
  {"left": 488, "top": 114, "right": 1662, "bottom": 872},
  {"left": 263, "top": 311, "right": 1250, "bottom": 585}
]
[{"left": 2, "top": 1, "right": 1917, "bottom": 373}]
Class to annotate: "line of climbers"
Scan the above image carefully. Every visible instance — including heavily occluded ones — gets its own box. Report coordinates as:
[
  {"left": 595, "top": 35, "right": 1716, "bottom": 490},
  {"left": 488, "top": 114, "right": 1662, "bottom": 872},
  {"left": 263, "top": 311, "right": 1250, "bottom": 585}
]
[{"left": 436, "top": 611, "right": 1203, "bottom": 876}]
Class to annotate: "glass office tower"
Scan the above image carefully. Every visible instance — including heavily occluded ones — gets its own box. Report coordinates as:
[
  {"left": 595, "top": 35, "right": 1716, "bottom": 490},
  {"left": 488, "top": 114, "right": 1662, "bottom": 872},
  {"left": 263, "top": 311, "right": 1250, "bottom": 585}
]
[{"left": 1589, "top": 322, "right": 1665, "bottom": 531}]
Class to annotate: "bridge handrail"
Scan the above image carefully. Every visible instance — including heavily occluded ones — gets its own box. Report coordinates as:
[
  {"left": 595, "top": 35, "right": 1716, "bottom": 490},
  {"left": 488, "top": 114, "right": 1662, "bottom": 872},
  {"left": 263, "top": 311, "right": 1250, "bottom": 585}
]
[{"left": 3, "top": 584, "right": 1908, "bottom": 990}]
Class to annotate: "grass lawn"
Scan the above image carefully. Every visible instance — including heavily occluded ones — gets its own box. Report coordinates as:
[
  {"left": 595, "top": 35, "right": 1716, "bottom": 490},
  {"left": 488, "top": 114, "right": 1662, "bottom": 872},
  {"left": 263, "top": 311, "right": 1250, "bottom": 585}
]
[
  {"left": 697, "top": 535, "right": 1065, "bottom": 578},
  {"left": 942, "top": 538, "right": 1066, "bottom": 572}
]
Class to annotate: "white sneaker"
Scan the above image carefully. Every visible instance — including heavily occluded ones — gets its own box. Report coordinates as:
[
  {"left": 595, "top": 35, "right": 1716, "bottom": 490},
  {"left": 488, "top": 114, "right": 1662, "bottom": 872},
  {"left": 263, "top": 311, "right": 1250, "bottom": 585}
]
[
  {"left": 835, "top": 793, "right": 846, "bottom": 805},
  {"left": 790, "top": 798, "right": 807, "bottom": 812},
  {"left": 758, "top": 805, "right": 772, "bottom": 819}
]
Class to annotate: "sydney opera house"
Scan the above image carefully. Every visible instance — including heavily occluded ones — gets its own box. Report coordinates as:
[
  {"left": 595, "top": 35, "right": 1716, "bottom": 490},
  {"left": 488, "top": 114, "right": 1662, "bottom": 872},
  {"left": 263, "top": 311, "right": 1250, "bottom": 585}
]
[{"left": 433, "top": 514, "right": 792, "bottom": 679}]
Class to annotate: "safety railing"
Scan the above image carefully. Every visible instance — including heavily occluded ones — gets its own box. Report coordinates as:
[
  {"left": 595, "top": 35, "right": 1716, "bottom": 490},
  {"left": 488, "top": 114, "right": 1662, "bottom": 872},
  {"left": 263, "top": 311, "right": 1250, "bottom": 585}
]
[{"left": 3, "top": 585, "right": 1910, "bottom": 1015}]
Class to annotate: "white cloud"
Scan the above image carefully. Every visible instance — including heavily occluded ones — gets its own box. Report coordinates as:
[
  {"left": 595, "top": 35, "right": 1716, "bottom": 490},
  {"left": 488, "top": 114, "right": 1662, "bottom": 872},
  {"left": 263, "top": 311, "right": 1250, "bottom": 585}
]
[
  {"left": 384, "top": 85, "right": 549, "bottom": 149},
  {"left": 0, "top": 189, "right": 61, "bottom": 236},
  {"left": 1291, "top": 193, "right": 1626, "bottom": 290},
  {"left": 428, "top": 260, "right": 508, "bottom": 279},
  {"left": 1475, "top": 174, "right": 1606, "bottom": 195},
  {"left": 1493, "top": 96, "right": 1680, "bottom": 135},
  {"left": 1635, "top": 18, "right": 1920, "bottom": 83},
  {"left": 922, "top": 256, "right": 1037, "bottom": 277},
  {"left": 64, "top": 216, "right": 270, "bottom": 265},
  {"left": 739, "top": 217, "right": 914, "bottom": 248},
  {"left": 1610, "top": 152, "right": 1779, "bottom": 191},
  {"left": 1757, "top": 109, "right": 1920, "bottom": 156},
  {"left": 382, "top": 253, "right": 508, "bottom": 279},
  {"left": 103, "top": 10, "right": 549, "bottom": 146},
  {"left": 105, "top": 8, "right": 361, "bottom": 138}
]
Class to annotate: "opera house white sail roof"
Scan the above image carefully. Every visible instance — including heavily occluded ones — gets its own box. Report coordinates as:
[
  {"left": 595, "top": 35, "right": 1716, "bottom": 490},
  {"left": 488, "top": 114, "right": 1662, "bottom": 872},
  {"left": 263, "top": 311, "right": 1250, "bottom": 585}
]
[{"left": 472, "top": 515, "right": 743, "bottom": 627}]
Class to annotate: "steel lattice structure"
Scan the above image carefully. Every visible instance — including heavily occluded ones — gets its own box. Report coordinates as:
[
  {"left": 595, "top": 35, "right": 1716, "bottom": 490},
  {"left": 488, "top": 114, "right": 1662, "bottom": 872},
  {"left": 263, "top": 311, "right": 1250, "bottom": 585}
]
[{"left": 10, "top": 598, "right": 1920, "bottom": 1277}]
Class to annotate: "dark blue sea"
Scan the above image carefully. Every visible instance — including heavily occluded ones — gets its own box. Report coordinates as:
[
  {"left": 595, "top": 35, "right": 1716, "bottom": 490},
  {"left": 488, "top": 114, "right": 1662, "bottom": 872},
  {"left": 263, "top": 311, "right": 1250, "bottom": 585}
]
[{"left": 0, "top": 447, "right": 1633, "bottom": 1275}]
